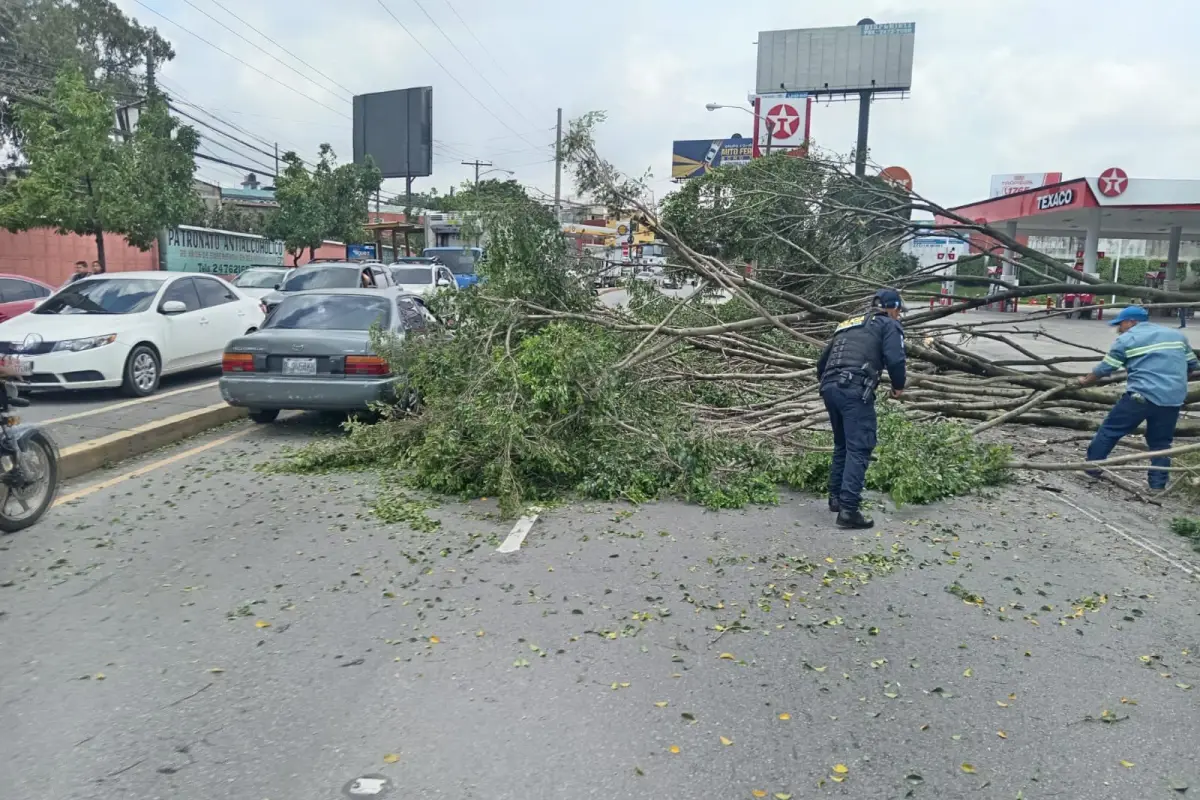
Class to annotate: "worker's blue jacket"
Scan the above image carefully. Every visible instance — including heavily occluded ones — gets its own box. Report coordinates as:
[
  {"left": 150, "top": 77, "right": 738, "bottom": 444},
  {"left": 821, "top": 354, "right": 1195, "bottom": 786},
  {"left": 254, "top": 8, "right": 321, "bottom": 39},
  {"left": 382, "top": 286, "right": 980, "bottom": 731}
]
[{"left": 1092, "top": 322, "right": 1199, "bottom": 407}]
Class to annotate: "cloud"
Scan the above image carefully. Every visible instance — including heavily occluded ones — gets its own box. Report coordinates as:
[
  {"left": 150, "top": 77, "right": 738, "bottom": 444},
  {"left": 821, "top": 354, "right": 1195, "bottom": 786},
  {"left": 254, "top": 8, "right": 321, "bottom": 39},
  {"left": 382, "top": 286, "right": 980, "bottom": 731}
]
[{"left": 113, "top": 0, "right": 1200, "bottom": 209}]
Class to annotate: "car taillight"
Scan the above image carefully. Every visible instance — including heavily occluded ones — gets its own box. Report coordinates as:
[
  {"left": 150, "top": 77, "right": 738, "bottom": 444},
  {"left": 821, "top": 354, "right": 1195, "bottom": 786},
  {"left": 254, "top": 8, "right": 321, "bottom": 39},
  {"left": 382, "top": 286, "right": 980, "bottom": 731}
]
[
  {"left": 345, "top": 355, "right": 390, "bottom": 376},
  {"left": 222, "top": 353, "right": 255, "bottom": 373}
]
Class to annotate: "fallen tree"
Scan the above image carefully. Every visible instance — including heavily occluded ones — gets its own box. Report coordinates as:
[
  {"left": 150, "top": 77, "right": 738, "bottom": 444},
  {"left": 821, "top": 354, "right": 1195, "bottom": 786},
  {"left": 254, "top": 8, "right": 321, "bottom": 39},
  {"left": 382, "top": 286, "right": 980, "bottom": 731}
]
[{"left": 272, "top": 115, "right": 1200, "bottom": 514}]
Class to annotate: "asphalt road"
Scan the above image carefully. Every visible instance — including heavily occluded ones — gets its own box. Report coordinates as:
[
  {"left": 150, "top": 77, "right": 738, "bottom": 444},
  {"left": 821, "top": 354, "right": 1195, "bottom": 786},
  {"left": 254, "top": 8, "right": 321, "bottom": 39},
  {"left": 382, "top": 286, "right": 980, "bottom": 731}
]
[{"left": 2, "top": 420, "right": 1197, "bottom": 800}]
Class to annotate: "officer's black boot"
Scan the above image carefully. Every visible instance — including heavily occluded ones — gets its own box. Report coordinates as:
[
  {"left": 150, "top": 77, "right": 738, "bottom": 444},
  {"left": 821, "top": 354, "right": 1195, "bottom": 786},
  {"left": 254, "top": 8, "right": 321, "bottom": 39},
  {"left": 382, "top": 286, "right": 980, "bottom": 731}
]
[
  {"left": 836, "top": 510, "right": 874, "bottom": 530},
  {"left": 828, "top": 496, "right": 840, "bottom": 513}
]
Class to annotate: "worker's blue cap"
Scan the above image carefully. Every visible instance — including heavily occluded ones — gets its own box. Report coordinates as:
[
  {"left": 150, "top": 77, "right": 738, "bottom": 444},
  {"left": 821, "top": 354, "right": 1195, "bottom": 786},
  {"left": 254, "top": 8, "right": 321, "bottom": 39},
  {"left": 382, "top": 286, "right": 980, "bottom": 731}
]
[
  {"left": 874, "top": 288, "right": 904, "bottom": 309},
  {"left": 1109, "top": 306, "right": 1149, "bottom": 326}
]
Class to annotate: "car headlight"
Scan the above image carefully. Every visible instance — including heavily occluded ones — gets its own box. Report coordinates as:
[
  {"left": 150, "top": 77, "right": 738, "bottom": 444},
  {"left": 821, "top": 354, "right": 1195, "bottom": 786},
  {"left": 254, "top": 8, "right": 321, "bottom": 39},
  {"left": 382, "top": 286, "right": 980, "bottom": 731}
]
[{"left": 52, "top": 334, "right": 118, "bottom": 352}]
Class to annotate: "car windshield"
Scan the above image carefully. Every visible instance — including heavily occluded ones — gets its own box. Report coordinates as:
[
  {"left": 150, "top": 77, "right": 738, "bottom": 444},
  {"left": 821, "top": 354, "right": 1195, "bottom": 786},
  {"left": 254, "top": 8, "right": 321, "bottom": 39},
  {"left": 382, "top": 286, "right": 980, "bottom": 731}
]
[
  {"left": 396, "top": 257, "right": 436, "bottom": 265},
  {"left": 390, "top": 267, "right": 434, "bottom": 284},
  {"left": 33, "top": 278, "right": 163, "bottom": 315},
  {"left": 233, "top": 268, "right": 287, "bottom": 289},
  {"left": 428, "top": 250, "right": 476, "bottom": 275},
  {"left": 264, "top": 294, "right": 391, "bottom": 331},
  {"left": 279, "top": 267, "right": 361, "bottom": 292}
]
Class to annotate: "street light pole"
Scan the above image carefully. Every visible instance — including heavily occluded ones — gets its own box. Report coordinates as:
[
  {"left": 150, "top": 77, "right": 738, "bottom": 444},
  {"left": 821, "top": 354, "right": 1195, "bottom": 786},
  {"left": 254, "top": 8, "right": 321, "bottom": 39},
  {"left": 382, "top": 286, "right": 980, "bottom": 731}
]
[{"left": 706, "top": 102, "right": 775, "bottom": 157}]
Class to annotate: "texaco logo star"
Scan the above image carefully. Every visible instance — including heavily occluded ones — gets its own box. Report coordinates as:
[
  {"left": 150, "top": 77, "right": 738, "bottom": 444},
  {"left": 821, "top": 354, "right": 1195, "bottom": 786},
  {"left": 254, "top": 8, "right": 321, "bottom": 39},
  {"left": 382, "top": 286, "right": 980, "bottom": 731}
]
[
  {"left": 1098, "top": 167, "right": 1128, "bottom": 198},
  {"left": 764, "top": 103, "right": 800, "bottom": 139}
]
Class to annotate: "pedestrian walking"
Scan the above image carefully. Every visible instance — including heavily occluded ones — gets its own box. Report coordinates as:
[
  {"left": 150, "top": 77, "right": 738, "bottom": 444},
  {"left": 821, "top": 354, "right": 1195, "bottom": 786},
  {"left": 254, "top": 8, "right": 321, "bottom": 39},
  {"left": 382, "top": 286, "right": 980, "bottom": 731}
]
[
  {"left": 816, "top": 288, "right": 908, "bottom": 529},
  {"left": 66, "top": 261, "right": 89, "bottom": 284},
  {"left": 1179, "top": 306, "right": 1188, "bottom": 328},
  {"left": 1078, "top": 306, "right": 1200, "bottom": 490}
]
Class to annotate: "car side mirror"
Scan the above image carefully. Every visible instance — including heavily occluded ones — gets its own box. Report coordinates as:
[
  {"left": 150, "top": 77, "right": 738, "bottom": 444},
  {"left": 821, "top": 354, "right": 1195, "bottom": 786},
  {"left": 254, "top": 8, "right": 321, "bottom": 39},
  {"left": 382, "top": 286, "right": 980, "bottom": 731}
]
[
  {"left": 160, "top": 300, "right": 188, "bottom": 315},
  {"left": 273, "top": 284, "right": 281, "bottom": 290},
  {"left": 436, "top": 278, "right": 451, "bottom": 288}
]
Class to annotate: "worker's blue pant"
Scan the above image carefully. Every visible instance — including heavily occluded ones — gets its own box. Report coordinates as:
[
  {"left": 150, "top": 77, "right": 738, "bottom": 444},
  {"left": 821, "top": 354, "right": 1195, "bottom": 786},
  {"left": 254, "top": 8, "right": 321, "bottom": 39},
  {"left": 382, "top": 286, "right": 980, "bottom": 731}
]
[
  {"left": 1086, "top": 393, "right": 1180, "bottom": 489},
  {"left": 822, "top": 384, "right": 877, "bottom": 513}
]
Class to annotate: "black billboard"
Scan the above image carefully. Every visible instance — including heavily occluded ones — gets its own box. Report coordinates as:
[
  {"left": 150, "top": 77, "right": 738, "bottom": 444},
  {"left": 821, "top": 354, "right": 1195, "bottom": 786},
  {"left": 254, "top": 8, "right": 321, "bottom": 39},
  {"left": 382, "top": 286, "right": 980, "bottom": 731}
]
[{"left": 352, "top": 86, "right": 433, "bottom": 179}]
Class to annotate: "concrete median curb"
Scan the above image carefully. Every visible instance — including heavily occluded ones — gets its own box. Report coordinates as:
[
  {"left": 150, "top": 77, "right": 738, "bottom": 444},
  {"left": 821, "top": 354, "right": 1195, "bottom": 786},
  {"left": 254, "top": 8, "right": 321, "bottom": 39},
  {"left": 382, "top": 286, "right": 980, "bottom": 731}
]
[{"left": 58, "top": 402, "right": 248, "bottom": 481}]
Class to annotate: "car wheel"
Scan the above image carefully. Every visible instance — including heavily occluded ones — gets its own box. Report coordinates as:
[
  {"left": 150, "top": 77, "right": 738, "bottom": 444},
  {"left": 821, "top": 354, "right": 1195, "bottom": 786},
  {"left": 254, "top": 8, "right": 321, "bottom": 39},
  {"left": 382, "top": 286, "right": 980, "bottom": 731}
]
[
  {"left": 122, "top": 345, "right": 160, "bottom": 397},
  {"left": 248, "top": 409, "right": 280, "bottom": 424}
]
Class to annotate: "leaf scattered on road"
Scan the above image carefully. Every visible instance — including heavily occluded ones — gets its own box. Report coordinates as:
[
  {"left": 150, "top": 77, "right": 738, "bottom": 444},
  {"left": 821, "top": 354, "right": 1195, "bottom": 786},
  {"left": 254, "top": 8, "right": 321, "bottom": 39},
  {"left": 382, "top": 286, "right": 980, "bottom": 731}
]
[
  {"left": 255, "top": 620, "right": 271, "bottom": 629},
  {"left": 668, "top": 745, "right": 680, "bottom": 754},
  {"left": 383, "top": 753, "right": 399, "bottom": 764},
  {"left": 654, "top": 701, "right": 668, "bottom": 708},
  {"left": 1120, "top": 760, "right": 1135, "bottom": 768},
  {"left": 833, "top": 764, "right": 848, "bottom": 775},
  {"left": 720, "top": 736, "right": 733, "bottom": 746},
  {"left": 961, "top": 763, "right": 976, "bottom": 774},
  {"left": 778, "top": 713, "right": 791, "bottom": 721},
  {"left": 719, "top": 652, "right": 736, "bottom": 660}
]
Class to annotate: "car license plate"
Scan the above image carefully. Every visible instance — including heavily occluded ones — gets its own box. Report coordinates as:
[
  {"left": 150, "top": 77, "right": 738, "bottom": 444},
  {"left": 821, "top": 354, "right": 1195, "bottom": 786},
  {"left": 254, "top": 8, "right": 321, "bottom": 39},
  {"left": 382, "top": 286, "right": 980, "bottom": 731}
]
[
  {"left": 282, "top": 358, "right": 317, "bottom": 376},
  {"left": 17, "top": 358, "right": 33, "bottom": 376}
]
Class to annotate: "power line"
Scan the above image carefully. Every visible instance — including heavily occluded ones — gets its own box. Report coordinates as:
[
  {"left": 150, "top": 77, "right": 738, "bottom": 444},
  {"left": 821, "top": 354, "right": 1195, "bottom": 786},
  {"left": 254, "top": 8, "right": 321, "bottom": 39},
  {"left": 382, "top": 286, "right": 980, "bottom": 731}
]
[
  {"left": 406, "top": 0, "right": 538, "bottom": 131},
  {"left": 373, "top": 0, "right": 541, "bottom": 149},
  {"left": 194, "top": 149, "right": 276, "bottom": 176},
  {"left": 440, "top": 0, "right": 539, "bottom": 109},
  {"left": 197, "top": 134, "right": 276, "bottom": 175},
  {"left": 171, "top": 103, "right": 279, "bottom": 162},
  {"left": 176, "top": 0, "right": 351, "bottom": 102},
  {"left": 129, "top": 0, "right": 351, "bottom": 120},
  {"left": 203, "top": 0, "right": 356, "bottom": 97}
]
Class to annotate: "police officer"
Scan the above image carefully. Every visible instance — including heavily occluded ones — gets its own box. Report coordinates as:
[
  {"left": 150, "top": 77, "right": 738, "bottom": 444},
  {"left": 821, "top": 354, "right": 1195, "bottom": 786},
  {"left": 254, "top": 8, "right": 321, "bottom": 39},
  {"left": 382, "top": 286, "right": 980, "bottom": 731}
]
[{"left": 816, "top": 288, "right": 907, "bottom": 529}]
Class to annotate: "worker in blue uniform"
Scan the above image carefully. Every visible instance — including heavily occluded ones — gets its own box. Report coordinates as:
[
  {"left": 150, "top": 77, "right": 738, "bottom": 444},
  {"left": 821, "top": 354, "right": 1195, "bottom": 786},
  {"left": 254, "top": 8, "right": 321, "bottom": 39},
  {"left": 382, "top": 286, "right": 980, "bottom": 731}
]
[
  {"left": 1079, "top": 305, "right": 1200, "bottom": 489},
  {"left": 816, "top": 288, "right": 908, "bottom": 529}
]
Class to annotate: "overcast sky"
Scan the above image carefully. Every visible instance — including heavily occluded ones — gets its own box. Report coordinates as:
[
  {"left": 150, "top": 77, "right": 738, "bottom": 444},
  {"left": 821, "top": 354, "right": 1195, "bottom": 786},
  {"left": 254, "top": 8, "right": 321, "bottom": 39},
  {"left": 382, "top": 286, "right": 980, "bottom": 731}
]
[{"left": 113, "top": 0, "right": 1200, "bottom": 208}]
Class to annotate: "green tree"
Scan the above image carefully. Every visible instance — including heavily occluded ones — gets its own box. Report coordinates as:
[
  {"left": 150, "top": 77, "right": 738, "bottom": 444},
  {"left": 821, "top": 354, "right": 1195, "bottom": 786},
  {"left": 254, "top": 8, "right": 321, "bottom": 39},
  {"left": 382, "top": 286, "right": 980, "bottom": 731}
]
[
  {"left": 0, "top": 68, "right": 200, "bottom": 270},
  {"left": 268, "top": 144, "right": 381, "bottom": 264},
  {"left": 0, "top": 0, "right": 173, "bottom": 151}
]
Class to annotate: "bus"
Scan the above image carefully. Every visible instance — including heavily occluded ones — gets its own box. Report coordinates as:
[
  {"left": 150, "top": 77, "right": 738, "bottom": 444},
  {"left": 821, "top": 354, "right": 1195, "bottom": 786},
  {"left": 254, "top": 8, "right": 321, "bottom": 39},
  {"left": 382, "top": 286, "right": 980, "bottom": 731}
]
[{"left": 423, "top": 246, "right": 483, "bottom": 288}]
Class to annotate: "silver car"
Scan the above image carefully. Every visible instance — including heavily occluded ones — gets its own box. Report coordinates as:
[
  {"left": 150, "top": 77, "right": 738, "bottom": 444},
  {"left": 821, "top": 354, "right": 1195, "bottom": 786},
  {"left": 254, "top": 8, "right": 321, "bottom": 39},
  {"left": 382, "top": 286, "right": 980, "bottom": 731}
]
[{"left": 219, "top": 288, "right": 438, "bottom": 422}]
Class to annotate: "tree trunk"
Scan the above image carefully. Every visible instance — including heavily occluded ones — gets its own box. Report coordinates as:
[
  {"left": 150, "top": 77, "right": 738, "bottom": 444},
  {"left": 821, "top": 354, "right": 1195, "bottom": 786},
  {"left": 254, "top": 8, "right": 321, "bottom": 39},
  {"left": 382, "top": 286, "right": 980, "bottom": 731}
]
[{"left": 94, "top": 228, "right": 107, "bottom": 273}]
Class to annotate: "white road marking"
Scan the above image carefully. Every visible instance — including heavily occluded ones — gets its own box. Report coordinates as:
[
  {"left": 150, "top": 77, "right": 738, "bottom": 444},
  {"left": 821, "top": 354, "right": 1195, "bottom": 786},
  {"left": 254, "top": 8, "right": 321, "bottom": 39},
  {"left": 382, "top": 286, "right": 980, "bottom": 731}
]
[
  {"left": 38, "top": 379, "right": 219, "bottom": 427},
  {"left": 497, "top": 507, "right": 543, "bottom": 553},
  {"left": 1051, "top": 492, "right": 1199, "bottom": 579}
]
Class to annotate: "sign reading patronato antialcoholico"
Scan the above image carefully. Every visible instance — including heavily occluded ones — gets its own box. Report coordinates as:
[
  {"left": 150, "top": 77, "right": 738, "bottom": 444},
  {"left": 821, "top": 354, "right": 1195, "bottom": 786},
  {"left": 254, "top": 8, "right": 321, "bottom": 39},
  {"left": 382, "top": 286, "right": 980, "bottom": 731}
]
[{"left": 164, "top": 225, "right": 286, "bottom": 275}]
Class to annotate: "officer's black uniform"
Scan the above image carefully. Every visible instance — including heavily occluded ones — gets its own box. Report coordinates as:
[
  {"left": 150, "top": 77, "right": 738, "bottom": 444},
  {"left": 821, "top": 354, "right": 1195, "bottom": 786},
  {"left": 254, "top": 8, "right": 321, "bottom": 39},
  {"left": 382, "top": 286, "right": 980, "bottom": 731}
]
[{"left": 815, "top": 289, "right": 907, "bottom": 529}]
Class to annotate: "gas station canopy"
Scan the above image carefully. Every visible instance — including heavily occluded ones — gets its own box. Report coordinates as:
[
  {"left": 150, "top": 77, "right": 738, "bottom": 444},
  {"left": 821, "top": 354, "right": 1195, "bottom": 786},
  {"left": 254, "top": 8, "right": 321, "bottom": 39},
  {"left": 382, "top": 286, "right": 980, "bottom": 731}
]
[
  {"left": 939, "top": 170, "right": 1200, "bottom": 239},
  {"left": 935, "top": 169, "right": 1200, "bottom": 287}
]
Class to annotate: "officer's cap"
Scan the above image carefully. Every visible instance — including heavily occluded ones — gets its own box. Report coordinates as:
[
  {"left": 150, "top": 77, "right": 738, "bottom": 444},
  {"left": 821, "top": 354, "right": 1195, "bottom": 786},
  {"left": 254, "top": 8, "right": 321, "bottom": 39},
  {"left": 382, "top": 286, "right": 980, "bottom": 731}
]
[{"left": 873, "top": 288, "right": 904, "bottom": 309}]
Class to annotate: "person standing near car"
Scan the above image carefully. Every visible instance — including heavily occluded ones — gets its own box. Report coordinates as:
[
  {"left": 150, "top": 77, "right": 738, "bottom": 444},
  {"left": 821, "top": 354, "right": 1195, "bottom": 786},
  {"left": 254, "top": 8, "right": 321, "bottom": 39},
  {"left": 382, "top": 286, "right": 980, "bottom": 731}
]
[
  {"left": 1079, "top": 305, "right": 1200, "bottom": 490},
  {"left": 816, "top": 288, "right": 908, "bottom": 530},
  {"left": 67, "top": 261, "right": 89, "bottom": 284}
]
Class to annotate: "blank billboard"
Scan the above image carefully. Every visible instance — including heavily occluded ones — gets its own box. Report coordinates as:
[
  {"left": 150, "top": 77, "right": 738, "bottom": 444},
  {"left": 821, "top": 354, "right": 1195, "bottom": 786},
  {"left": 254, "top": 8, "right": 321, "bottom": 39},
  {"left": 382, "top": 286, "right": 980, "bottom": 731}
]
[
  {"left": 352, "top": 86, "right": 433, "bottom": 179},
  {"left": 756, "top": 23, "right": 915, "bottom": 95}
]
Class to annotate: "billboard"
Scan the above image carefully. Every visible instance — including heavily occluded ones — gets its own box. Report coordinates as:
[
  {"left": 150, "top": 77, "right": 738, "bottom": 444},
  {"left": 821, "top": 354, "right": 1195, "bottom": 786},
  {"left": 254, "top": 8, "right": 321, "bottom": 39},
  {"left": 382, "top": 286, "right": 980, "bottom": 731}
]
[
  {"left": 353, "top": 86, "right": 433, "bottom": 179},
  {"left": 756, "top": 22, "right": 915, "bottom": 95},
  {"left": 989, "top": 173, "right": 1063, "bottom": 198},
  {"left": 903, "top": 235, "right": 968, "bottom": 277},
  {"left": 672, "top": 136, "right": 754, "bottom": 179},
  {"left": 163, "top": 225, "right": 285, "bottom": 275},
  {"left": 751, "top": 94, "right": 811, "bottom": 158}
]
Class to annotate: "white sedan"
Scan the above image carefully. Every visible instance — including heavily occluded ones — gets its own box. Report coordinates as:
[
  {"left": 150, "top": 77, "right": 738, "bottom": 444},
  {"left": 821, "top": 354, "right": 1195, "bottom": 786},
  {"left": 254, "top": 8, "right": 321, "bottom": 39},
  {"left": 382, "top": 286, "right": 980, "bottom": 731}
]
[
  {"left": 0, "top": 271, "right": 265, "bottom": 396},
  {"left": 387, "top": 262, "right": 458, "bottom": 297}
]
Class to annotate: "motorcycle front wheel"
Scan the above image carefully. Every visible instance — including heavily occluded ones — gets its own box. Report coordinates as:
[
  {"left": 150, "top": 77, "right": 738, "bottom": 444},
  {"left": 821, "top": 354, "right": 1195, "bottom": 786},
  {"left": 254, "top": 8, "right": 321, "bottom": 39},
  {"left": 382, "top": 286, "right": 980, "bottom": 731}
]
[{"left": 0, "top": 430, "right": 59, "bottom": 533}]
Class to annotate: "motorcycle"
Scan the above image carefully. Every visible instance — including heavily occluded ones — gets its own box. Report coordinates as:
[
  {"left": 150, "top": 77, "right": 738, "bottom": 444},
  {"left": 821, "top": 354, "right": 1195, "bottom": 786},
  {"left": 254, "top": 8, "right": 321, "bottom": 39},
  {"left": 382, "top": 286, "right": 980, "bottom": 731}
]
[{"left": 0, "top": 379, "right": 59, "bottom": 532}]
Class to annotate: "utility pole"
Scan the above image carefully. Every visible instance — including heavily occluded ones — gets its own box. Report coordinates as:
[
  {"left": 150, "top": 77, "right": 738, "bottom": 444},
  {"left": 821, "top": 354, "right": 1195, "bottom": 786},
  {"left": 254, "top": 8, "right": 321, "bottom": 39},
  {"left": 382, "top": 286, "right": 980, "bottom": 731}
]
[
  {"left": 462, "top": 159, "right": 492, "bottom": 188},
  {"left": 854, "top": 89, "right": 871, "bottom": 177},
  {"left": 145, "top": 45, "right": 156, "bottom": 96},
  {"left": 554, "top": 107, "right": 563, "bottom": 222},
  {"left": 274, "top": 142, "right": 279, "bottom": 180}
]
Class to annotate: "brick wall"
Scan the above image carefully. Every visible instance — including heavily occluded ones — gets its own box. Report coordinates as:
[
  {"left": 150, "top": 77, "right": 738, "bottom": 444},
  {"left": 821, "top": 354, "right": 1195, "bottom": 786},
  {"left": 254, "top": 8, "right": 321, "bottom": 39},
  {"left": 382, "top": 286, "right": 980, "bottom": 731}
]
[{"left": 0, "top": 228, "right": 159, "bottom": 285}]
